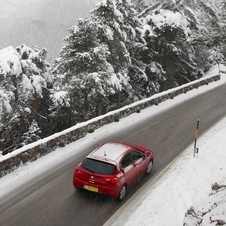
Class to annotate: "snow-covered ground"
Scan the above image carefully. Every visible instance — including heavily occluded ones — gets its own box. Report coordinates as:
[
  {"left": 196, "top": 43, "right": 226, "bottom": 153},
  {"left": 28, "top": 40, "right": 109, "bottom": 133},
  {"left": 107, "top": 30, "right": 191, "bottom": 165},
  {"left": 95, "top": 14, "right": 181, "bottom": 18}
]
[
  {"left": 106, "top": 117, "right": 226, "bottom": 226},
  {"left": 0, "top": 64, "right": 226, "bottom": 226}
]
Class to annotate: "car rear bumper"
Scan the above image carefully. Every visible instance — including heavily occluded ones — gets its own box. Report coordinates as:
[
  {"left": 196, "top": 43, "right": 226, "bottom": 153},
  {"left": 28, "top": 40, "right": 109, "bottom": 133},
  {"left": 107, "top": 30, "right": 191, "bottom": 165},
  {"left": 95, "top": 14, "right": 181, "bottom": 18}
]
[{"left": 73, "top": 177, "right": 119, "bottom": 199}]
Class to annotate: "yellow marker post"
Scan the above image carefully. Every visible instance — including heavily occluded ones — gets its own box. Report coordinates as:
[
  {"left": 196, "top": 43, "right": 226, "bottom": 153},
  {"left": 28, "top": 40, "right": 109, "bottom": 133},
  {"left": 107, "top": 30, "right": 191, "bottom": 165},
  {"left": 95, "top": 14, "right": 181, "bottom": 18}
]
[{"left": 193, "top": 119, "right": 200, "bottom": 157}]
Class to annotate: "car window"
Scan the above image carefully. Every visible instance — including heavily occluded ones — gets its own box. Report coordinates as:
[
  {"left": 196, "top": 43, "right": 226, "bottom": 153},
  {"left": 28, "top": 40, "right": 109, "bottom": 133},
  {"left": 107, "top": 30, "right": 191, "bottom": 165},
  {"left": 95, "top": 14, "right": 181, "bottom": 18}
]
[
  {"left": 130, "top": 151, "right": 143, "bottom": 163},
  {"left": 81, "top": 158, "right": 116, "bottom": 175},
  {"left": 121, "top": 153, "right": 132, "bottom": 168},
  {"left": 121, "top": 150, "right": 144, "bottom": 168}
]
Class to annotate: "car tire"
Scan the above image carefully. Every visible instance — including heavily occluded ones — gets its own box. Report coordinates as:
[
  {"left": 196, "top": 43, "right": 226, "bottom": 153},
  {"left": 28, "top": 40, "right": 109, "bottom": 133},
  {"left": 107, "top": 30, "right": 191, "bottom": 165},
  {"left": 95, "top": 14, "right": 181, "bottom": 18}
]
[
  {"left": 117, "top": 184, "right": 127, "bottom": 202},
  {"left": 75, "top": 186, "right": 82, "bottom": 192},
  {"left": 146, "top": 159, "right": 153, "bottom": 174}
]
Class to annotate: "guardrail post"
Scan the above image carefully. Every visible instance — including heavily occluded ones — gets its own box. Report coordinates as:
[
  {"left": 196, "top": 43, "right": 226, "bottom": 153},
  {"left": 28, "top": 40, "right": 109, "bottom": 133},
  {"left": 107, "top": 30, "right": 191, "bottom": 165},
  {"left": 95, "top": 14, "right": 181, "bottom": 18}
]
[{"left": 193, "top": 119, "right": 200, "bottom": 157}]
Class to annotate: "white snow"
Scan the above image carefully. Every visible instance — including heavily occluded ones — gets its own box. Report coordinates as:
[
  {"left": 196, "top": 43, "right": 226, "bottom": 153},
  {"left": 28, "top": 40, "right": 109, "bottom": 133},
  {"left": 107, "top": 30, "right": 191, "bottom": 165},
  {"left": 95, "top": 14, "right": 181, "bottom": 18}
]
[
  {"left": 31, "top": 74, "right": 47, "bottom": 97},
  {"left": 91, "top": 142, "right": 130, "bottom": 161},
  {"left": 0, "top": 89, "right": 12, "bottom": 115},
  {"left": 144, "top": 9, "right": 191, "bottom": 37},
  {"left": 0, "top": 64, "right": 226, "bottom": 226},
  {"left": 0, "top": 46, "right": 22, "bottom": 76},
  {"left": 20, "top": 73, "right": 33, "bottom": 94}
]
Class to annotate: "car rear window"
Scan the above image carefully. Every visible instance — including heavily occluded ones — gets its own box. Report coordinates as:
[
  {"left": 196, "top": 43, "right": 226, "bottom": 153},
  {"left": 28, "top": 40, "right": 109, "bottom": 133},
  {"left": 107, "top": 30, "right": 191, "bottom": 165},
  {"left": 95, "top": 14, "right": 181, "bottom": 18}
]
[{"left": 81, "top": 158, "right": 116, "bottom": 175}]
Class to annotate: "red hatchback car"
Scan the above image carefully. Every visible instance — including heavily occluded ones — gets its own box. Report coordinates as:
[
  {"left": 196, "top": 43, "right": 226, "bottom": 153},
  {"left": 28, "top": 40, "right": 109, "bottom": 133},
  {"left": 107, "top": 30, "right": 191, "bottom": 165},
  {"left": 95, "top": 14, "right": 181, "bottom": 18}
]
[{"left": 73, "top": 142, "right": 154, "bottom": 201}]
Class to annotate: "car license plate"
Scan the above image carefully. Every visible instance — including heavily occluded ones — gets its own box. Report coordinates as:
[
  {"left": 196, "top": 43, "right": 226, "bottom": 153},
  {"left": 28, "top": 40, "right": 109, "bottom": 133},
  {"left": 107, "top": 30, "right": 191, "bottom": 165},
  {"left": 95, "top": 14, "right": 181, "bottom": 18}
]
[{"left": 84, "top": 185, "right": 98, "bottom": 192}]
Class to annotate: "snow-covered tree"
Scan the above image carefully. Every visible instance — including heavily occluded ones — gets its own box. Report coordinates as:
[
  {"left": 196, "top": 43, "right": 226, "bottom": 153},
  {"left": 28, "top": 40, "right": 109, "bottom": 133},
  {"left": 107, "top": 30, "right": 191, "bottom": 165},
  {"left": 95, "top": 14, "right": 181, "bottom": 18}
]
[
  {"left": 51, "top": 0, "right": 155, "bottom": 128},
  {"left": 51, "top": 17, "right": 124, "bottom": 129},
  {"left": 91, "top": 0, "right": 137, "bottom": 105},
  {"left": 131, "top": 0, "right": 149, "bottom": 13},
  {"left": 51, "top": 0, "right": 226, "bottom": 131},
  {"left": 91, "top": 0, "right": 164, "bottom": 101},
  {"left": 0, "top": 44, "right": 52, "bottom": 154},
  {"left": 142, "top": 0, "right": 226, "bottom": 69},
  {"left": 21, "top": 120, "right": 42, "bottom": 146},
  {"left": 140, "top": 8, "right": 205, "bottom": 89}
]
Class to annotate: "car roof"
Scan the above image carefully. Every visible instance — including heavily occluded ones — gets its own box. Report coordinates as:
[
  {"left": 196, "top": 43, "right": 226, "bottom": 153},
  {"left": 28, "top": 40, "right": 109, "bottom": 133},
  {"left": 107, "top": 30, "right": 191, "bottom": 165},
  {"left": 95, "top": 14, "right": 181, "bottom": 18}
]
[{"left": 88, "top": 142, "right": 131, "bottom": 163}]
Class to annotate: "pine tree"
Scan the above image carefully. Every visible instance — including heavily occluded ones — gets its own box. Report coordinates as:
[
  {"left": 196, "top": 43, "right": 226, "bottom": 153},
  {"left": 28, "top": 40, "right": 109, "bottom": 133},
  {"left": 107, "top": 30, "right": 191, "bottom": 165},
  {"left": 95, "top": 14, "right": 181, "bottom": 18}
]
[
  {"left": 91, "top": 0, "right": 157, "bottom": 103},
  {"left": 51, "top": 17, "right": 121, "bottom": 129},
  {"left": 0, "top": 44, "right": 52, "bottom": 154},
  {"left": 131, "top": 0, "right": 149, "bottom": 13},
  {"left": 51, "top": 0, "right": 154, "bottom": 128},
  {"left": 142, "top": 9, "right": 200, "bottom": 90},
  {"left": 144, "top": 0, "right": 226, "bottom": 60}
]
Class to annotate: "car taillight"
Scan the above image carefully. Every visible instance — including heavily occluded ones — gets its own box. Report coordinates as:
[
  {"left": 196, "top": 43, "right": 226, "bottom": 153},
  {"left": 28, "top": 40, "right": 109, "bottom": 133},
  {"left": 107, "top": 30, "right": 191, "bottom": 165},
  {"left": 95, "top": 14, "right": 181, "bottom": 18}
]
[
  {"left": 110, "top": 178, "right": 118, "bottom": 184},
  {"left": 103, "top": 177, "right": 118, "bottom": 184}
]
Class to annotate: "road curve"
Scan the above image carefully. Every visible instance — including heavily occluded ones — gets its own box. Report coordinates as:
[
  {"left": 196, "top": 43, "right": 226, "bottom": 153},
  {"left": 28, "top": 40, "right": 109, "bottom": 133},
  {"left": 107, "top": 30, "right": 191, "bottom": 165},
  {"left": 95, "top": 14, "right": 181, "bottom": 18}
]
[{"left": 0, "top": 83, "right": 226, "bottom": 226}]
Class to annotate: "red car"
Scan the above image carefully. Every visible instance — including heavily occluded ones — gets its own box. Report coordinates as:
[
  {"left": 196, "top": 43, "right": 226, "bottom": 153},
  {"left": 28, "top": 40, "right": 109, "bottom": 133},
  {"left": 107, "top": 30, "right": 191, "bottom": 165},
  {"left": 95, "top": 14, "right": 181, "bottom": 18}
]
[{"left": 73, "top": 142, "right": 154, "bottom": 201}]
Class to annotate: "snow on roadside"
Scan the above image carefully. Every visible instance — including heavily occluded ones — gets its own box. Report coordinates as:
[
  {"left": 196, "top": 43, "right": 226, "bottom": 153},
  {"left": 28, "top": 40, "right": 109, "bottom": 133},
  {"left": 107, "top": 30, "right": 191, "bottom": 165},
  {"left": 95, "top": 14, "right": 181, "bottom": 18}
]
[{"left": 108, "top": 66, "right": 226, "bottom": 226}]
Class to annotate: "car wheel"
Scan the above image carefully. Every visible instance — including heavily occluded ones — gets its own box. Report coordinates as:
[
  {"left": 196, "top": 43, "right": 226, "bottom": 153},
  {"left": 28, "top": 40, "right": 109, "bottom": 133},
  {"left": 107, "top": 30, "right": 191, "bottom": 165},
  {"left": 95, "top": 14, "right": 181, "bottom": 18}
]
[
  {"left": 75, "top": 186, "right": 82, "bottom": 192},
  {"left": 146, "top": 159, "right": 153, "bottom": 174},
  {"left": 117, "top": 184, "right": 126, "bottom": 202}
]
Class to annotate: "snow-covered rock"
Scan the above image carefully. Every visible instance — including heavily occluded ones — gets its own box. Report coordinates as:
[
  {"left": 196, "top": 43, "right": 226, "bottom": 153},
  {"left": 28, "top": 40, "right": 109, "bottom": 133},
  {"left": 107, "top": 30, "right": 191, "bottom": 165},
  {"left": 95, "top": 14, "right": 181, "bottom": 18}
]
[{"left": 184, "top": 182, "right": 226, "bottom": 226}]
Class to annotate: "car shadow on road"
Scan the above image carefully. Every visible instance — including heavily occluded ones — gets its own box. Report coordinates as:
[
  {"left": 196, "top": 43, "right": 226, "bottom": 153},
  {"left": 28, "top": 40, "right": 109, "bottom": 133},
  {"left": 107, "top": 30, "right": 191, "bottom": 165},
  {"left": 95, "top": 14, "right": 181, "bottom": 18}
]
[{"left": 73, "top": 188, "right": 113, "bottom": 203}]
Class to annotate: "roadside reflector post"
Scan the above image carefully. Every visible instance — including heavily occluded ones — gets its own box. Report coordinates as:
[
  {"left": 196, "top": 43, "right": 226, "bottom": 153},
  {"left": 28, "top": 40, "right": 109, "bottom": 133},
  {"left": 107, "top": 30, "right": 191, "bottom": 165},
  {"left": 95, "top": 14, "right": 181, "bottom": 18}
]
[{"left": 193, "top": 119, "right": 200, "bottom": 158}]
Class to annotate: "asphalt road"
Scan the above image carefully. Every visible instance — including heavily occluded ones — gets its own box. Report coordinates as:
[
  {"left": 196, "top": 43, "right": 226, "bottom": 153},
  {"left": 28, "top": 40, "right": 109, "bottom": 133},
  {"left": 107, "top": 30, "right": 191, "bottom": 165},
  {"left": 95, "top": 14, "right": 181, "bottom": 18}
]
[{"left": 0, "top": 83, "right": 226, "bottom": 226}]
